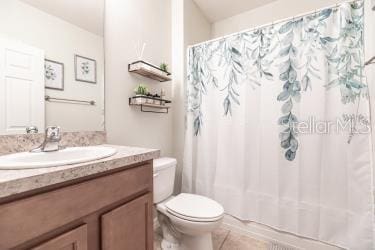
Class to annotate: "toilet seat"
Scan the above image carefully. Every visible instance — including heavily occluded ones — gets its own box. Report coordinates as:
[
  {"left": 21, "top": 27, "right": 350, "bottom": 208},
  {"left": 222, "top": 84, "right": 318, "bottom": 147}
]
[{"left": 165, "top": 193, "right": 224, "bottom": 222}]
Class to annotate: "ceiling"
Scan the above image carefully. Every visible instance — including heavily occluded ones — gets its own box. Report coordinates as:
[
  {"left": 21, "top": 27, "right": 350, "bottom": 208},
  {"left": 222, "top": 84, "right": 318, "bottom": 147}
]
[
  {"left": 193, "top": 0, "right": 278, "bottom": 22},
  {"left": 20, "top": 0, "right": 104, "bottom": 36}
]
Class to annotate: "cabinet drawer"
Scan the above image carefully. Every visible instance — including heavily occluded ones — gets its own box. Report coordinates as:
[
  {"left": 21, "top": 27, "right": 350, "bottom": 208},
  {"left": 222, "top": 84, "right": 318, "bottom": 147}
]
[
  {"left": 0, "top": 163, "right": 152, "bottom": 249},
  {"left": 31, "top": 224, "right": 88, "bottom": 250}
]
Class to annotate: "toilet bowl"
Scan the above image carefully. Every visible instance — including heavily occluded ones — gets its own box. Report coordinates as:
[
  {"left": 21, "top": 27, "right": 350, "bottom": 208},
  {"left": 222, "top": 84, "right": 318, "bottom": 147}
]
[{"left": 153, "top": 158, "right": 224, "bottom": 250}]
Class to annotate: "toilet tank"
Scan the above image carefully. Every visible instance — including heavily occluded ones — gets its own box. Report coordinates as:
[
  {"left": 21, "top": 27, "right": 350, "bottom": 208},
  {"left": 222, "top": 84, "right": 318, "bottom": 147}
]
[{"left": 153, "top": 157, "right": 177, "bottom": 203}]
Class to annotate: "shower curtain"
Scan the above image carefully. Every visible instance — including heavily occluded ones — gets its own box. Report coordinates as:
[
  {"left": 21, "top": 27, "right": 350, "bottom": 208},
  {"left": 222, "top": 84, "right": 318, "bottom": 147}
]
[{"left": 183, "top": 1, "right": 374, "bottom": 249}]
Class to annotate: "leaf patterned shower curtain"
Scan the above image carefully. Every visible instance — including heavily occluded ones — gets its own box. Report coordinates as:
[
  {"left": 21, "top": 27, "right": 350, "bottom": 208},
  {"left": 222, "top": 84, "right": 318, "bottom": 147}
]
[{"left": 183, "top": 1, "right": 374, "bottom": 249}]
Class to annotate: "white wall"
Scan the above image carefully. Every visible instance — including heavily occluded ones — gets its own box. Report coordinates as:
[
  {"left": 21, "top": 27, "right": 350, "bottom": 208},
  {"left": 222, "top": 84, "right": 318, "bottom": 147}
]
[
  {"left": 0, "top": 0, "right": 105, "bottom": 132},
  {"left": 105, "top": 0, "right": 173, "bottom": 156},
  {"left": 211, "top": 0, "right": 347, "bottom": 38},
  {"left": 171, "top": 0, "right": 211, "bottom": 192},
  {"left": 171, "top": 0, "right": 185, "bottom": 192},
  {"left": 184, "top": 0, "right": 212, "bottom": 47}
]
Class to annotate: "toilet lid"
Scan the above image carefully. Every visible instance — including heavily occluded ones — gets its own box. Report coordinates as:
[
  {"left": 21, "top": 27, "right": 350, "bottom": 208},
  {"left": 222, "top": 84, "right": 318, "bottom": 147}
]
[{"left": 165, "top": 193, "right": 224, "bottom": 222}]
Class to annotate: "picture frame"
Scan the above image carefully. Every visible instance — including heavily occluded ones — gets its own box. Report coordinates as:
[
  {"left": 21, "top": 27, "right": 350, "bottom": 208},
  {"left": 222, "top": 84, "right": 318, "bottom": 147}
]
[
  {"left": 44, "top": 59, "right": 64, "bottom": 90},
  {"left": 75, "top": 54, "right": 97, "bottom": 84}
]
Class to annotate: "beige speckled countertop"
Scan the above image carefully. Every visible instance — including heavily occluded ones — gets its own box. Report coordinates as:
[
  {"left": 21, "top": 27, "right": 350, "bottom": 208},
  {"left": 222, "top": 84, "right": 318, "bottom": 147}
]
[{"left": 0, "top": 144, "right": 160, "bottom": 199}]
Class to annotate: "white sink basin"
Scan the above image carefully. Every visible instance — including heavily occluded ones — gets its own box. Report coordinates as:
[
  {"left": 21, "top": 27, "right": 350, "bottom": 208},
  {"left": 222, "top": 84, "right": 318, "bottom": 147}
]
[{"left": 0, "top": 146, "right": 117, "bottom": 170}]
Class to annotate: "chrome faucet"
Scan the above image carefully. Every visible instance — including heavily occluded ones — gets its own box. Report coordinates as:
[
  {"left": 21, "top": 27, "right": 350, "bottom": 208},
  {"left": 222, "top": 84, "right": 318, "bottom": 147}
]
[{"left": 31, "top": 126, "right": 63, "bottom": 152}]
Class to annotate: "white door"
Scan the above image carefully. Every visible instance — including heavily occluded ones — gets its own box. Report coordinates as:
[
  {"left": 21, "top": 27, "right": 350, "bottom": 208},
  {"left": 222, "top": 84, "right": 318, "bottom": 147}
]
[{"left": 0, "top": 36, "right": 45, "bottom": 135}]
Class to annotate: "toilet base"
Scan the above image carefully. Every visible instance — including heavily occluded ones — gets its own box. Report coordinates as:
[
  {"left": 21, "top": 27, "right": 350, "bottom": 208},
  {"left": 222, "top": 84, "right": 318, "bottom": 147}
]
[
  {"left": 158, "top": 212, "right": 214, "bottom": 250},
  {"left": 161, "top": 239, "right": 180, "bottom": 250},
  {"left": 160, "top": 233, "right": 213, "bottom": 250}
]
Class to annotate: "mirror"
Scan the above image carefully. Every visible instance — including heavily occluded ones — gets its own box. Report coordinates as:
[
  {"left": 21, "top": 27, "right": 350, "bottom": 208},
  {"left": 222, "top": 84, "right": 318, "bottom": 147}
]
[{"left": 0, "top": 0, "right": 105, "bottom": 135}]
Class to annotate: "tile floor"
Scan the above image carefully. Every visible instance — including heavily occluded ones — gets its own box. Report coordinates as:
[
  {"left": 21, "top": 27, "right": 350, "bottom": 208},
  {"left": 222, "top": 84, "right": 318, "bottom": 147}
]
[{"left": 154, "top": 227, "right": 270, "bottom": 250}]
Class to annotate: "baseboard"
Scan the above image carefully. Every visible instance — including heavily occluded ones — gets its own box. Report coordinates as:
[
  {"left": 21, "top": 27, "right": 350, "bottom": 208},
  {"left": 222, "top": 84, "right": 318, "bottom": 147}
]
[
  {"left": 221, "top": 220, "right": 300, "bottom": 250},
  {"left": 153, "top": 212, "right": 340, "bottom": 250},
  {"left": 222, "top": 215, "right": 340, "bottom": 250}
]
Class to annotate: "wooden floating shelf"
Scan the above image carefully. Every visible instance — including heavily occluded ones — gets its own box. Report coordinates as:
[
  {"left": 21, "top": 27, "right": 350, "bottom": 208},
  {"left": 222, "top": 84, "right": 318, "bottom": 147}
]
[
  {"left": 128, "top": 60, "right": 172, "bottom": 82},
  {"left": 129, "top": 96, "right": 171, "bottom": 114}
]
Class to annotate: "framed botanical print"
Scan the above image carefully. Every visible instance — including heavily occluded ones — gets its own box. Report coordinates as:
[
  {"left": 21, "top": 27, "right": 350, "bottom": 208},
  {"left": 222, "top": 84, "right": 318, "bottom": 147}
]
[
  {"left": 45, "top": 59, "right": 64, "bottom": 90},
  {"left": 75, "top": 54, "right": 97, "bottom": 84}
]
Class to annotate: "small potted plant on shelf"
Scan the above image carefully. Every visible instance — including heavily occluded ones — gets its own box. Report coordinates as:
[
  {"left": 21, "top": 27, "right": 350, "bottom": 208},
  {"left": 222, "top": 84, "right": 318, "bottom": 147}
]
[
  {"left": 134, "top": 84, "right": 148, "bottom": 96},
  {"left": 134, "top": 84, "right": 148, "bottom": 104},
  {"left": 160, "top": 63, "right": 168, "bottom": 73}
]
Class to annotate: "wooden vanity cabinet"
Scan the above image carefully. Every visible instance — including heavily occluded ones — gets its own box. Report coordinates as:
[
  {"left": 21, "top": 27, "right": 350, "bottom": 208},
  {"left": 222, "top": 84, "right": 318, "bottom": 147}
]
[{"left": 0, "top": 161, "right": 154, "bottom": 250}]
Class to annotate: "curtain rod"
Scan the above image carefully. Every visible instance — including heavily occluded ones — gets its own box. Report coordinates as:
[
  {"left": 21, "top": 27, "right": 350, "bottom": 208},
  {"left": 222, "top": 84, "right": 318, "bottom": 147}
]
[{"left": 188, "top": 0, "right": 360, "bottom": 48}]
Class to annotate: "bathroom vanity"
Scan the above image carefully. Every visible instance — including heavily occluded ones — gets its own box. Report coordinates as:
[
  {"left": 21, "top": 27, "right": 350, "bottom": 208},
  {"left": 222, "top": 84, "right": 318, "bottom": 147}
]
[{"left": 0, "top": 145, "right": 159, "bottom": 250}]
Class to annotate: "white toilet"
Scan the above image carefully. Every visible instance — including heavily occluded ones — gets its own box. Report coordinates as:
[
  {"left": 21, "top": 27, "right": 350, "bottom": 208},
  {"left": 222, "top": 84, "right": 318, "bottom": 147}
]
[{"left": 153, "top": 158, "right": 224, "bottom": 250}]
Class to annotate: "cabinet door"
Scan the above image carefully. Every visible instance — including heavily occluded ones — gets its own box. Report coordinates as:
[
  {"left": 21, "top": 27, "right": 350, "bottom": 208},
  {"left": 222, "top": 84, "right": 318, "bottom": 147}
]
[
  {"left": 101, "top": 193, "right": 153, "bottom": 250},
  {"left": 31, "top": 225, "right": 87, "bottom": 250}
]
